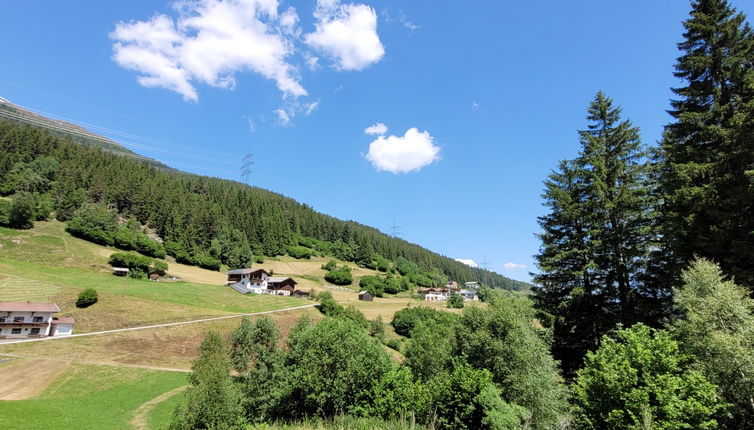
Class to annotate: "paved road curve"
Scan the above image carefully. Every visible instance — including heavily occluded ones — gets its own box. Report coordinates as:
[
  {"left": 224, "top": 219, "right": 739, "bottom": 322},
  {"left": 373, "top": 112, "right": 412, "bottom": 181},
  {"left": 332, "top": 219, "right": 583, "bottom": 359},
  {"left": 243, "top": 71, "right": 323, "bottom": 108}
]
[{"left": 0, "top": 303, "right": 317, "bottom": 345}]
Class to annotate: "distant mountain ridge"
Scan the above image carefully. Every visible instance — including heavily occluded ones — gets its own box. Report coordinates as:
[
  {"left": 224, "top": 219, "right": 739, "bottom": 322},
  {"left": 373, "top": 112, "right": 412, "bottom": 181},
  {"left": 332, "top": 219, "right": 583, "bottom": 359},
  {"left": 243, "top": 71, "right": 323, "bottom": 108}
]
[{"left": 0, "top": 97, "right": 172, "bottom": 171}]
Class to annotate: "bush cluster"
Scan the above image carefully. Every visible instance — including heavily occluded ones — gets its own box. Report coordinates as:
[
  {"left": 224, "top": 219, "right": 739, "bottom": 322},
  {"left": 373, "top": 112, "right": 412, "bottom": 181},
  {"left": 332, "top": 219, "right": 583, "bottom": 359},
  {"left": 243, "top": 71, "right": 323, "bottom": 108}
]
[
  {"left": 108, "top": 252, "right": 168, "bottom": 279},
  {"left": 66, "top": 204, "right": 165, "bottom": 258},
  {"left": 324, "top": 265, "right": 353, "bottom": 285},
  {"left": 287, "top": 245, "right": 314, "bottom": 260},
  {"left": 76, "top": 288, "right": 98, "bottom": 308}
]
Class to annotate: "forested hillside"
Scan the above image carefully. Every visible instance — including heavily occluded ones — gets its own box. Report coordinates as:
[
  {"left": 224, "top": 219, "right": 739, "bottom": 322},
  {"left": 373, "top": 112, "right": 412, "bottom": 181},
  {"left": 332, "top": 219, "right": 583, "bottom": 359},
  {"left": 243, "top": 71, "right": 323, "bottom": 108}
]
[
  {"left": 0, "top": 98, "right": 170, "bottom": 171},
  {"left": 0, "top": 120, "right": 527, "bottom": 290}
]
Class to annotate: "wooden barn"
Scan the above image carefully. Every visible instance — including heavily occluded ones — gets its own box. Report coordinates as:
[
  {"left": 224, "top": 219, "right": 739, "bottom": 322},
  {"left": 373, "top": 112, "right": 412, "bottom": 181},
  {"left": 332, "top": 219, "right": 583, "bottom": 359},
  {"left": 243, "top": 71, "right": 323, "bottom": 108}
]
[
  {"left": 267, "top": 277, "right": 297, "bottom": 296},
  {"left": 358, "top": 291, "right": 374, "bottom": 301}
]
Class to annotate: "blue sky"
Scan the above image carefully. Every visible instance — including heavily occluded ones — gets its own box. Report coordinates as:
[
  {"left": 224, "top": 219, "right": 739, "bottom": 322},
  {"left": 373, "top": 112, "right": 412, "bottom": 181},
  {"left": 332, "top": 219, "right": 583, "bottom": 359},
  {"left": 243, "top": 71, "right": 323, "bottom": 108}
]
[{"left": 3, "top": 1, "right": 753, "bottom": 282}]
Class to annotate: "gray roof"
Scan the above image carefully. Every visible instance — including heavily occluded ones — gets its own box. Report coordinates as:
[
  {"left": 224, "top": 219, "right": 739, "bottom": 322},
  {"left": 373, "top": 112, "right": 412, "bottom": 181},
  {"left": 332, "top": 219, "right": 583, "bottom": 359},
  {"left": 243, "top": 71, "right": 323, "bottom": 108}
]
[
  {"left": 268, "top": 276, "right": 296, "bottom": 284},
  {"left": 227, "top": 268, "right": 268, "bottom": 275}
]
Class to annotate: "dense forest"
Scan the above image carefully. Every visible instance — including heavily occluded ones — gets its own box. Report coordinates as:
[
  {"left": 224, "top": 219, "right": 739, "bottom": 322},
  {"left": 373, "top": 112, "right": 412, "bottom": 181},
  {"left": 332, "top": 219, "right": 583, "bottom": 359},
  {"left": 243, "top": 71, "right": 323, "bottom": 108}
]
[
  {"left": 0, "top": 98, "right": 170, "bottom": 170},
  {"left": 0, "top": 118, "right": 527, "bottom": 290}
]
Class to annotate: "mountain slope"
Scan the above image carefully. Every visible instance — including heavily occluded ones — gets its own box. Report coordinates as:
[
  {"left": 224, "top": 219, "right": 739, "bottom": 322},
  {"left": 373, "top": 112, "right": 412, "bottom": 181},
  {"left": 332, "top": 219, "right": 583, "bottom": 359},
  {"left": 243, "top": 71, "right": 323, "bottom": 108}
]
[
  {"left": 0, "top": 97, "right": 171, "bottom": 171},
  {"left": 0, "top": 117, "right": 530, "bottom": 291}
]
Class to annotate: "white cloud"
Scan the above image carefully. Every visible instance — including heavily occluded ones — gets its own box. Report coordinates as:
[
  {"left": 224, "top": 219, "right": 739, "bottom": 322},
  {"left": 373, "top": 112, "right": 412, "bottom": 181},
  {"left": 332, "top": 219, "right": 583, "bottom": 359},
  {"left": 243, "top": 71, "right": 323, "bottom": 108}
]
[
  {"left": 242, "top": 115, "right": 256, "bottom": 131},
  {"left": 455, "top": 259, "right": 478, "bottom": 268},
  {"left": 471, "top": 101, "right": 480, "bottom": 111},
  {"left": 366, "top": 127, "right": 440, "bottom": 174},
  {"left": 364, "top": 122, "right": 387, "bottom": 135},
  {"left": 111, "top": 0, "right": 307, "bottom": 102},
  {"left": 382, "top": 8, "right": 419, "bottom": 32},
  {"left": 279, "top": 6, "right": 300, "bottom": 36},
  {"left": 305, "top": 0, "right": 385, "bottom": 71},
  {"left": 503, "top": 262, "right": 527, "bottom": 270},
  {"left": 305, "top": 100, "right": 320, "bottom": 115},
  {"left": 274, "top": 108, "right": 291, "bottom": 126}
]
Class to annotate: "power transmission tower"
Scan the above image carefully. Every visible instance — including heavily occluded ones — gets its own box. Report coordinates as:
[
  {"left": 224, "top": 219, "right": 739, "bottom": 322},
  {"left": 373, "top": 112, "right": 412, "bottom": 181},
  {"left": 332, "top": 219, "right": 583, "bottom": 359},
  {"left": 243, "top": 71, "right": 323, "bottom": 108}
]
[
  {"left": 389, "top": 219, "right": 401, "bottom": 238},
  {"left": 480, "top": 257, "right": 491, "bottom": 271},
  {"left": 240, "top": 153, "right": 254, "bottom": 185}
]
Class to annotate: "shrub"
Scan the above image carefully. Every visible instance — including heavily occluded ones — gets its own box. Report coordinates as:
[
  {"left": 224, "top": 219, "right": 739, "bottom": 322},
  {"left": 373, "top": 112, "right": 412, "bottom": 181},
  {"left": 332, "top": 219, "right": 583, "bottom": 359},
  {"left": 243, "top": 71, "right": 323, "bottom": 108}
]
[
  {"left": 392, "top": 306, "right": 457, "bottom": 337},
  {"left": 287, "top": 245, "right": 313, "bottom": 260},
  {"left": 369, "top": 316, "right": 385, "bottom": 338},
  {"left": 108, "top": 252, "right": 153, "bottom": 272},
  {"left": 152, "top": 260, "right": 168, "bottom": 275},
  {"left": 8, "top": 192, "right": 37, "bottom": 229},
  {"left": 0, "top": 199, "right": 11, "bottom": 226},
  {"left": 572, "top": 324, "right": 723, "bottom": 430},
  {"left": 386, "top": 338, "right": 401, "bottom": 351},
  {"left": 325, "top": 267, "right": 352, "bottom": 285},
  {"left": 76, "top": 288, "right": 98, "bottom": 308},
  {"left": 66, "top": 203, "right": 118, "bottom": 245},
  {"left": 135, "top": 234, "right": 166, "bottom": 258},
  {"left": 359, "top": 275, "right": 385, "bottom": 297},
  {"left": 284, "top": 318, "right": 393, "bottom": 417},
  {"left": 164, "top": 240, "right": 183, "bottom": 257},
  {"left": 112, "top": 228, "right": 137, "bottom": 249},
  {"left": 129, "top": 268, "right": 146, "bottom": 279},
  {"left": 447, "top": 292, "right": 464, "bottom": 308},
  {"left": 193, "top": 253, "right": 221, "bottom": 271},
  {"left": 254, "top": 256, "right": 264, "bottom": 264},
  {"left": 321, "top": 259, "right": 338, "bottom": 271}
]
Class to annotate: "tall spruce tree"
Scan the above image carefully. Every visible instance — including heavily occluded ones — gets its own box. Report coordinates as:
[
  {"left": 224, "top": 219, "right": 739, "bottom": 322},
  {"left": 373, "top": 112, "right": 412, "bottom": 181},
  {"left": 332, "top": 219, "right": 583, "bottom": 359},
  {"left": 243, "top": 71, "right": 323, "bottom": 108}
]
[
  {"left": 534, "top": 93, "right": 658, "bottom": 375},
  {"left": 656, "top": 0, "right": 754, "bottom": 289}
]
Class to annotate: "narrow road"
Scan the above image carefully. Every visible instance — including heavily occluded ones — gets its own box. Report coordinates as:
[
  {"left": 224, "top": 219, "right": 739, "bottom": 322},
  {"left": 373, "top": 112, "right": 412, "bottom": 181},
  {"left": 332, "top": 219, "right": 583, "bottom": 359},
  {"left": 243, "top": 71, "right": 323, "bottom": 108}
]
[
  {"left": 130, "top": 385, "right": 188, "bottom": 430},
  {"left": 0, "top": 303, "right": 317, "bottom": 346}
]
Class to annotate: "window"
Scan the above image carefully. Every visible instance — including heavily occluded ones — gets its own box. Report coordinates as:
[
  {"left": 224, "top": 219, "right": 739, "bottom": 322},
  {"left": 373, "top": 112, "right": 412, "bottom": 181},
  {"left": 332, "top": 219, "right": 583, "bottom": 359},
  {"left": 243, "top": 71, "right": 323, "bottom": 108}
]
[
  {"left": 13, "top": 316, "right": 24, "bottom": 323},
  {"left": 11, "top": 328, "right": 21, "bottom": 334},
  {"left": 30, "top": 328, "right": 40, "bottom": 335},
  {"left": 33, "top": 316, "right": 43, "bottom": 323}
]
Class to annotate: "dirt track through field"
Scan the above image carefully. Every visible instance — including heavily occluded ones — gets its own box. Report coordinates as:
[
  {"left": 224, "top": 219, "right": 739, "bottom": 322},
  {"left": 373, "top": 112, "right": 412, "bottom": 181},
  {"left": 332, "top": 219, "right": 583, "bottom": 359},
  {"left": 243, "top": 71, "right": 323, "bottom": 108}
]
[
  {"left": 130, "top": 385, "right": 187, "bottom": 430},
  {"left": 0, "top": 358, "right": 70, "bottom": 400},
  {"left": 0, "top": 303, "right": 317, "bottom": 346}
]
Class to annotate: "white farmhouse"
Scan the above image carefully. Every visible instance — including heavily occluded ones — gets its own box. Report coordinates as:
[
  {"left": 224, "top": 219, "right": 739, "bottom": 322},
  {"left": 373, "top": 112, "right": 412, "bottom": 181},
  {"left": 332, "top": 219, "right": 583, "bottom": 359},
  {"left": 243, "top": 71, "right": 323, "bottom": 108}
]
[
  {"left": 0, "top": 302, "right": 75, "bottom": 339},
  {"left": 226, "top": 268, "right": 298, "bottom": 296}
]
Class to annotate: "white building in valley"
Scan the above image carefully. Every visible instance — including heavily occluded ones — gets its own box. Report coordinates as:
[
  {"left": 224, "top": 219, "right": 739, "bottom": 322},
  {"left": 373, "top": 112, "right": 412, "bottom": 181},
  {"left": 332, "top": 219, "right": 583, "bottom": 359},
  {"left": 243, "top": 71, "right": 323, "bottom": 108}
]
[
  {"left": 226, "top": 268, "right": 298, "bottom": 296},
  {"left": 0, "top": 302, "right": 75, "bottom": 339}
]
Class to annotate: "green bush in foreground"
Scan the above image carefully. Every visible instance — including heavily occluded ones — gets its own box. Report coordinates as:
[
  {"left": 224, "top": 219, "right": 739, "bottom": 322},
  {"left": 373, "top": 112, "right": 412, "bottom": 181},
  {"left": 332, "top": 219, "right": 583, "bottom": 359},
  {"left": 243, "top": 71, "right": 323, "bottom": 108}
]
[
  {"left": 76, "top": 288, "right": 98, "bottom": 308},
  {"left": 572, "top": 324, "right": 723, "bottom": 430}
]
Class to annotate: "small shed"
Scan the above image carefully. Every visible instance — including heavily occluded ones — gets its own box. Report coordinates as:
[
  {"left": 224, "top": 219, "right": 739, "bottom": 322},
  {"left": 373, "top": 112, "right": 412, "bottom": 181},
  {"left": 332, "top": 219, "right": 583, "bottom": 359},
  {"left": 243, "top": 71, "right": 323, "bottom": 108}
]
[
  {"left": 112, "top": 267, "right": 130, "bottom": 277},
  {"left": 148, "top": 270, "right": 161, "bottom": 281},
  {"left": 358, "top": 291, "right": 374, "bottom": 302},
  {"left": 293, "top": 289, "right": 310, "bottom": 299}
]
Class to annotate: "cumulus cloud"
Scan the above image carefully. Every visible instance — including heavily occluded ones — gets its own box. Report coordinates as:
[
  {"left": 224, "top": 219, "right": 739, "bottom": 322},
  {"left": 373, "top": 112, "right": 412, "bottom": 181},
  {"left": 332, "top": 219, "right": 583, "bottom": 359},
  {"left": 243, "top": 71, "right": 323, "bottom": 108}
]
[
  {"left": 364, "top": 122, "right": 387, "bottom": 135},
  {"left": 111, "top": 0, "right": 308, "bottom": 101},
  {"left": 366, "top": 127, "right": 440, "bottom": 174},
  {"left": 503, "top": 262, "right": 527, "bottom": 270},
  {"left": 305, "top": 0, "right": 385, "bottom": 71},
  {"left": 455, "top": 258, "right": 478, "bottom": 268}
]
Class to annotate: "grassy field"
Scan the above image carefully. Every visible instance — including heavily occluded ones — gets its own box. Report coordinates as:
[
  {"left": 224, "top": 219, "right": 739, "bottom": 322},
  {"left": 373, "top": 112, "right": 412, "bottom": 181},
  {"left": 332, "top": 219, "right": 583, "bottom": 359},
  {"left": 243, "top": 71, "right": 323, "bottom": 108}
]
[
  {"left": 0, "top": 221, "right": 462, "bottom": 428},
  {"left": 0, "top": 360, "right": 186, "bottom": 430},
  {"left": 0, "top": 307, "right": 322, "bottom": 370}
]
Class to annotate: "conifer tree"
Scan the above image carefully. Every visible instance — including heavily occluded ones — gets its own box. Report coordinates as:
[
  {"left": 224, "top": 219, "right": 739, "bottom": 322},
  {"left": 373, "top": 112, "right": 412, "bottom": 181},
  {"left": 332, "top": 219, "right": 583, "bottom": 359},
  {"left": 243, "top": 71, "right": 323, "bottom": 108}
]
[
  {"left": 656, "top": 0, "right": 754, "bottom": 288},
  {"left": 170, "top": 331, "right": 243, "bottom": 429},
  {"left": 534, "top": 93, "right": 658, "bottom": 375}
]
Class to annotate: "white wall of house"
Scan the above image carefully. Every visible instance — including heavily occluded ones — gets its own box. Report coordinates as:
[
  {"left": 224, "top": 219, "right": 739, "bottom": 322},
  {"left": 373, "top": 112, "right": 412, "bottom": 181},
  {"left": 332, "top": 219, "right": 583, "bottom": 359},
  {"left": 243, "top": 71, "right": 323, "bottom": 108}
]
[
  {"left": 0, "top": 311, "right": 54, "bottom": 337},
  {"left": 54, "top": 323, "right": 74, "bottom": 336}
]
